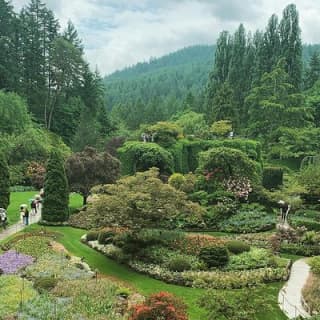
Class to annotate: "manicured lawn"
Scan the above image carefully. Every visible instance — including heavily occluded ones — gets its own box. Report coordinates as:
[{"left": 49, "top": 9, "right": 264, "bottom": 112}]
[
  {"left": 7, "top": 191, "right": 37, "bottom": 225},
  {"left": 3, "top": 192, "right": 288, "bottom": 320},
  {"left": 5, "top": 191, "right": 83, "bottom": 226}
]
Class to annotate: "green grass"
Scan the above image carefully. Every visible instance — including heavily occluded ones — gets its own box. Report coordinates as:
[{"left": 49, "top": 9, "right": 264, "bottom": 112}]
[
  {"left": 7, "top": 191, "right": 37, "bottom": 225},
  {"left": 69, "top": 193, "right": 83, "bottom": 212},
  {"left": 3, "top": 192, "right": 288, "bottom": 320}
]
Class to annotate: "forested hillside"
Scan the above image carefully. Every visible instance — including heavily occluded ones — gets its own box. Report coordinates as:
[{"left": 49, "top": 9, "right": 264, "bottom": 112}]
[{"left": 104, "top": 43, "right": 320, "bottom": 127}]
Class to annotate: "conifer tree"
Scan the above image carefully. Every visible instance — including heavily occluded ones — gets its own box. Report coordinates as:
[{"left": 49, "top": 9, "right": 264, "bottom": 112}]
[
  {"left": 279, "top": 4, "right": 302, "bottom": 90},
  {"left": 42, "top": 149, "right": 69, "bottom": 222},
  {"left": 304, "top": 52, "right": 320, "bottom": 90},
  {"left": 0, "top": 152, "right": 10, "bottom": 209}
]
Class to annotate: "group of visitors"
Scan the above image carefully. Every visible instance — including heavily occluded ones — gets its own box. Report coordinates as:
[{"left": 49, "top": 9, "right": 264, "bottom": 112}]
[{"left": 20, "top": 194, "right": 42, "bottom": 226}]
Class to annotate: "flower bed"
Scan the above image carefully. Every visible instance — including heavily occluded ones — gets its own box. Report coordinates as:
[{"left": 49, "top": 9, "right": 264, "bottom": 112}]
[
  {"left": 12, "top": 236, "right": 53, "bottom": 258},
  {"left": 0, "top": 250, "right": 34, "bottom": 274},
  {"left": 128, "top": 261, "right": 289, "bottom": 289},
  {"left": 171, "top": 234, "right": 225, "bottom": 255}
]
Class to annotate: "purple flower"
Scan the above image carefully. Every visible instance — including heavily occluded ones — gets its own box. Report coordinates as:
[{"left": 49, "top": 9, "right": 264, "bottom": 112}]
[{"left": 0, "top": 250, "right": 34, "bottom": 274}]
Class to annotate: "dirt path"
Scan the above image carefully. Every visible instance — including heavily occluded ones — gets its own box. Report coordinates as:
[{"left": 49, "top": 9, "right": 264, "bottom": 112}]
[{"left": 278, "top": 258, "right": 311, "bottom": 319}]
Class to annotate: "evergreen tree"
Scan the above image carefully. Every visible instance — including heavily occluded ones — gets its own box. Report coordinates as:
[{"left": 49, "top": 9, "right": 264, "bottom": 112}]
[
  {"left": 0, "top": 0, "right": 19, "bottom": 91},
  {"left": 246, "top": 59, "right": 311, "bottom": 139},
  {"left": 279, "top": 4, "right": 302, "bottom": 90},
  {"left": 0, "top": 152, "right": 10, "bottom": 209},
  {"left": 205, "top": 31, "right": 232, "bottom": 120},
  {"left": 211, "top": 82, "right": 237, "bottom": 127},
  {"left": 42, "top": 149, "right": 69, "bottom": 222},
  {"left": 304, "top": 51, "right": 320, "bottom": 90},
  {"left": 63, "top": 20, "right": 83, "bottom": 53},
  {"left": 228, "top": 24, "right": 248, "bottom": 126}
]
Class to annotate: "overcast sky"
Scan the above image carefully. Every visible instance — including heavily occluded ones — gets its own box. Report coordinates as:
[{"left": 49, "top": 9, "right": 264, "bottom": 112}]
[{"left": 10, "top": 0, "right": 320, "bottom": 76}]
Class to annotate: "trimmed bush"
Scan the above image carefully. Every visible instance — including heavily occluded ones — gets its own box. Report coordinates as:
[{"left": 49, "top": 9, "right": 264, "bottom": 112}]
[
  {"left": 199, "top": 245, "right": 229, "bottom": 268},
  {"left": 166, "top": 256, "right": 192, "bottom": 272},
  {"left": 227, "top": 240, "right": 250, "bottom": 255},
  {"left": 262, "top": 167, "right": 283, "bottom": 190},
  {"left": 118, "top": 142, "right": 174, "bottom": 175},
  {"left": 42, "top": 149, "right": 69, "bottom": 222}
]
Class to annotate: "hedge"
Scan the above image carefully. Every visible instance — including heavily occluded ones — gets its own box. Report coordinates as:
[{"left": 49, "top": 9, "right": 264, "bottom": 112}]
[{"left": 262, "top": 167, "right": 283, "bottom": 190}]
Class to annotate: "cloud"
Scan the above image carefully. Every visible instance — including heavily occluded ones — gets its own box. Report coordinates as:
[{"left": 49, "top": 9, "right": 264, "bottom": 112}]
[{"left": 9, "top": 0, "right": 320, "bottom": 75}]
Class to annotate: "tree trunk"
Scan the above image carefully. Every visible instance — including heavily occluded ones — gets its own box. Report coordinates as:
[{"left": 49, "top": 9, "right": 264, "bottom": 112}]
[{"left": 83, "top": 195, "right": 87, "bottom": 206}]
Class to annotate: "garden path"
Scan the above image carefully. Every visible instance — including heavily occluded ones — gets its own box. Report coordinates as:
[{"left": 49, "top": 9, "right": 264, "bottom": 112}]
[
  {"left": 278, "top": 258, "right": 311, "bottom": 319},
  {"left": 0, "top": 205, "right": 41, "bottom": 241}
]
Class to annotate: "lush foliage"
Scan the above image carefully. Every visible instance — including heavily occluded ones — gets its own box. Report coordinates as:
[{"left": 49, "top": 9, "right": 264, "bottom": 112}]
[
  {"left": 74, "top": 168, "right": 204, "bottom": 230},
  {"left": 66, "top": 146, "right": 120, "bottom": 205},
  {"left": 0, "top": 151, "right": 10, "bottom": 208},
  {"left": 42, "top": 149, "right": 69, "bottom": 222},
  {"left": 199, "top": 245, "right": 229, "bottom": 268},
  {"left": 118, "top": 142, "right": 174, "bottom": 175}
]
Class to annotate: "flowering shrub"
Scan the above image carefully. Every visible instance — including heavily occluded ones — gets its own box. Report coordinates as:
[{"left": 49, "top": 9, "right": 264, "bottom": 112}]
[
  {"left": 12, "top": 236, "right": 53, "bottom": 258},
  {"left": 0, "top": 275, "right": 37, "bottom": 318},
  {"left": 129, "top": 292, "right": 187, "bottom": 320},
  {"left": 128, "top": 261, "right": 289, "bottom": 289},
  {"left": 25, "top": 253, "right": 92, "bottom": 281},
  {"left": 0, "top": 250, "right": 34, "bottom": 274},
  {"left": 172, "top": 234, "right": 225, "bottom": 255},
  {"left": 224, "top": 176, "right": 253, "bottom": 200},
  {"left": 26, "top": 161, "right": 46, "bottom": 189}
]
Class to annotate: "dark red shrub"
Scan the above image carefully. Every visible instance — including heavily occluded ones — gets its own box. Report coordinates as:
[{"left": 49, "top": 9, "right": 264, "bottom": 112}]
[{"left": 130, "top": 292, "right": 187, "bottom": 320}]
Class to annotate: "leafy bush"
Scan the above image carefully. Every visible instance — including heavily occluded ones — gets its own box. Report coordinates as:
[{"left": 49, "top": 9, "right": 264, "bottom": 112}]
[
  {"left": 280, "top": 244, "right": 320, "bottom": 256},
  {"left": 129, "top": 291, "right": 187, "bottom": 320},
  {"left": 218, "top": 204, "right": 275, "bottom": 233},
  {"left": 199, "top": 245, "right": 229, "bottom": 268},
  {"left": 166, "top": 256, "right": 192, "bottom": 272},
  {"left": 145, "top": 122, "right": 182, "bottom": 147},
  {"left": 227, "top": 248, "right": 274, "bottom": 270},
  {"left": 227, "top": 240, "right": 250, "bottom": 254},
  {"left": 118, "top": 141, "right": 174, "bottom": 175},
  {"left": 86, "top": 231, "right": 100, "bottom": 241},
  {"left": 262, "top": 167, "right": 283, "bottom": 190},
  {"left": 302, "top": 274, "right": 320, "bottom": 314},
  {"left": 168, "top": 173, "right": 186, "bottom": 190},
  {"left": 98, "top": 230, "right": 115, "bottom": 244},
  {"left": 33, "top": 277, "right": 58, "bottom": 293},
  {"left": 309, "top": 256, "right": 320, "bottom": 275},
  {"left": 290, "top": 217, "right": 320, "bottom": 231}
]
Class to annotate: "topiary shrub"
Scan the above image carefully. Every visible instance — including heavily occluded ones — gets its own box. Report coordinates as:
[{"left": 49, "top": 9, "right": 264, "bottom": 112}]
[
  {"left": 226, "top": 240, "right": 250, "bottom": 255},
  {"left": 42, "top": 149, "right": 69, "bottom": 222},
  {"left": 166, "top": 256, "right": 192, "bottom": 272},
  {"left": 262, "top": 167, "right": 283, "bottom": 190},
  {"left": 199, "top": 245, "right": 229, "bottom": 268}
]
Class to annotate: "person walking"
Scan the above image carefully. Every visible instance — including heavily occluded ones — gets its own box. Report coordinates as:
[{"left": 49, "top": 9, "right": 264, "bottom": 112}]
[
  {"left": 0, "top": 208, "right": 7, "bottom": 229},
  {"left": 31, "top": 199, "right": 37, "bottom": 215}
]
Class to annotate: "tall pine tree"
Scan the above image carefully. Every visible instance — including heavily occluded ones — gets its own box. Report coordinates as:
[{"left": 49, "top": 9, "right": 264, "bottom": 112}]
[
  {"left": 279, "top": 4, "right": 302, "bottom": 90},
  {"left": 42, "top": 149, "right": 69, "bottom": 222}
]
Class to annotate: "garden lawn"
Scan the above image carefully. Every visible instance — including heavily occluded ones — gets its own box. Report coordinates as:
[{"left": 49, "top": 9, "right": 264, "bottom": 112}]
[
  {"left": 22, "top": 225, "right": 287, "bottom": 320},
  {"left": 6, "top": 192, "right": 83, "bottom": 226},
  {"left": 7, "top": 191, "right": 36, "bottom": 225}
]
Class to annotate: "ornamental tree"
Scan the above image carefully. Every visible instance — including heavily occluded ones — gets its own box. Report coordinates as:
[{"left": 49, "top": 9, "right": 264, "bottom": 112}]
[
  {"left": 42, "top": 149, "right": 69, "bottom": 222},
  {"left": 73, "top": 168, "right": 204, "bottom": 230},
  {"left": 65, "top": 146, "right": 120, "bottom": 205},
  {"left": 0, "top": 152, "right": 10, "bottom": 209}
]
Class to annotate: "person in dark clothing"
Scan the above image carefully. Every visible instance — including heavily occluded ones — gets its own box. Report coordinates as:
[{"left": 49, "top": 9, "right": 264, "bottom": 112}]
[
  {"left": 31, "top": 199, "right": 37, "bottom": 215},
  {"left": 278, "top": 200, "right": 291, "bottom": 223}
]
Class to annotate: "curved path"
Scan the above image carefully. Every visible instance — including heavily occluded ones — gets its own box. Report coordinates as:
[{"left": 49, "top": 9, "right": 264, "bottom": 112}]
[
  {"left": 278, "top": 258, "right": 311, "bottom": 319},
  {"left": 0, "top": 206, "right": 41, "bottom": 241}
]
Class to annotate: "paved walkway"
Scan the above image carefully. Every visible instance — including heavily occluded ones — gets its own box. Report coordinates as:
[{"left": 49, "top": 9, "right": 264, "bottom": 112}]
[
  {"left": 278, "top": 258, "right": 311, "bottom": 319},
  {"left": 0, "top": 206, "right": 41, "bottom": 241}
]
